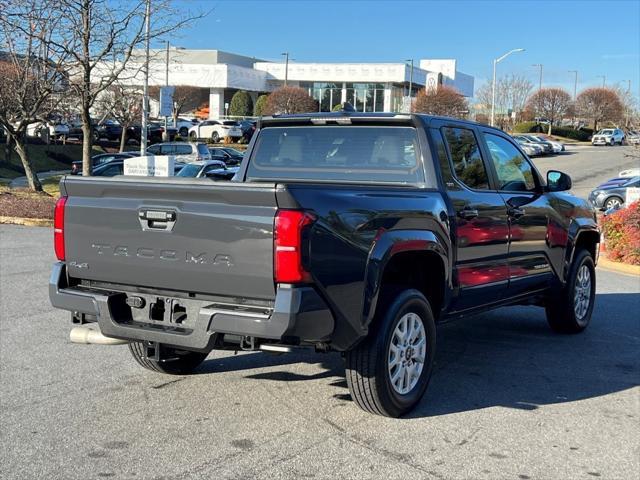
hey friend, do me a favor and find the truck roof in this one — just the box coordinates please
[259,111,503,133]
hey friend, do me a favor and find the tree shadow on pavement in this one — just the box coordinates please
[194,292,639,419]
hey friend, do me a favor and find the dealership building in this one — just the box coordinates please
[118,49,474,119]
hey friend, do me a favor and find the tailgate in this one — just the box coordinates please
[62,176,278,300]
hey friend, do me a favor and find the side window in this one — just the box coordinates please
[483,133,537,192]
[147,145,160,155]
[175,145,193,155]
[159,145,176,155]
[430,128,454,188]
[101,164,122,176]
[442,127,490,190]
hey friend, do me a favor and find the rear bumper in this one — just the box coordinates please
[49,263,335,351]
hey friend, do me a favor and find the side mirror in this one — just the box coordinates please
[546,170,572,192]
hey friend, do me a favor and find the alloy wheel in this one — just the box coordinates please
[388,312,427,395]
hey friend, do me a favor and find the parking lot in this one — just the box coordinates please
[1,146,638,480]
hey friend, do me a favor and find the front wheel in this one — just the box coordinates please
[179,127,188,137]
[604,196,623,210]
[346,289,436,417]
[211,132,219,143]
[545,249,596,334]
[128,341,208,375]
[609,138,615,146]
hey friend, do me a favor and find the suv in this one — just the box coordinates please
[188,120,243,142]
[146,142,211,162]
[50,113,599,418]
[592,128,625,146]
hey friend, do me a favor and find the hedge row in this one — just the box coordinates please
[601,201,640,265]
[513,122,594,141]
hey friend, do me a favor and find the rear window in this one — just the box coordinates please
[223,121,238,126]
[177,164,202,177]
[247,126,423,183]
[197,144,209,155]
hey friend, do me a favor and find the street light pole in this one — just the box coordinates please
[164,40,169,137]
[490,48,525,127]
[406,59,414,111]
[532,64,543,90]
[568,70,578,99]
[140,0,150,156]
[281,52,289,86]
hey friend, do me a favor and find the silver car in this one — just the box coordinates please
[592,128,625,146]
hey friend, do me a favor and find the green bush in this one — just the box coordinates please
[513,121,544,133]
[254,95,269,116]
[550,126,593,141]
[332,104,343,112]
[229,90,253,117]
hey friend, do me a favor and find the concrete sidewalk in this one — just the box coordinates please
[8,169,69,188]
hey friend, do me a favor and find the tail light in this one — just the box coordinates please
[54,196,67,261]
[274,210,315,283]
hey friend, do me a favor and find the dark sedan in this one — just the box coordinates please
[208,147,244,165]
[588,176,640,210]
[71,152,138,175]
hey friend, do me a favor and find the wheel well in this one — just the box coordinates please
[379,251,445,319]
[574,230,600,260]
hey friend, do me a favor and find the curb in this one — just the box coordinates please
[597,257,640,276]
[0,216,53,227]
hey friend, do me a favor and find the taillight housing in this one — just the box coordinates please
[54,196,67,261]
[274,210,315,284]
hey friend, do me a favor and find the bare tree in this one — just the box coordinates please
[0,0,69,191]
[413,85,468,118]
[96,83,142,152]
[526,87,572,134]
[475,75,532,127]
[263,87,317,115]
[612,86,638,128]
[576,88,624,132]
[40,0,201,175]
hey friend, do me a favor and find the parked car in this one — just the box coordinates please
[26,121,70,139]
[619,168,640,178]
[93,120,123,141]
[208,147,244,165]
[514,135,554,154]
[591,128,625,146]
[188,120,242,142]
[51,112,600,418]
[161,117,200,137]
[625,130,640,145]
[527,134,564,153]
[588,176,640,210]
[146,142,211,162]
[238,120,257,141]
[176,159,239,180]
[71,152,138,175]
[513,136,544,156]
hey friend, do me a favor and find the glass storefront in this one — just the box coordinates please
[301,82,386,112]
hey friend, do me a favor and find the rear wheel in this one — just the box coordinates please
[345,289,436,417]
[128,341,208,375]
[211,131,219,143]
[545,249,595,334]
[179,127,188,136]
[189,131,197,140]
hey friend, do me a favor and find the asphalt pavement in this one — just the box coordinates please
[1,146,639,480]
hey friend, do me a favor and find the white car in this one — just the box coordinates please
[592,128,625,146]
[625,130,640,145]
[26,121,70,139]
[146,142,212,162]
[514,136,544,156]
[619,168,640,178]
[527,135,565,153]
[188,120,242,142]
[167,117,199,137]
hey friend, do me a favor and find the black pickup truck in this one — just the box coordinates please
[50,112,599,417]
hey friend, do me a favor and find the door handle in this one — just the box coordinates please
[508,207,525,219]
[138,209,177,231]
[457,208,479,220]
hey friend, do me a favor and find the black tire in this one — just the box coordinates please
[609,138,615,146]
[345,289,436,417]
[211,131,219,143]
[179,127,188,136]
[189,131,197,140]
[604,196,623,210]
[128,341,208,375]
[545,249,596,334]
